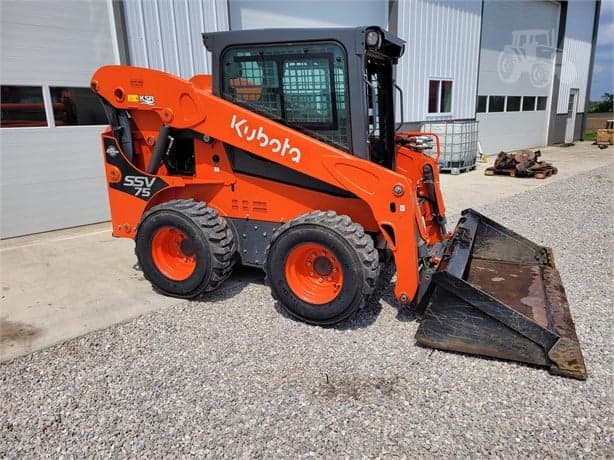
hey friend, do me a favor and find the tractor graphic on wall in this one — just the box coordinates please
[497,29,555,88]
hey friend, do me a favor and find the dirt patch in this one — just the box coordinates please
[0,318,42,346]
[319,374,400,400]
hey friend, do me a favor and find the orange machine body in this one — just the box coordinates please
[92,65,447,303]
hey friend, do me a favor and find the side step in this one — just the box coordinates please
[416,209,587,380]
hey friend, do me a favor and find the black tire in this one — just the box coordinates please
[135,199,235,298]
[264,210,380,326]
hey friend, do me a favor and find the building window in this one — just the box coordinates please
[522,96,536,111]
[476,95,487,113]
[488,96,505,113]
[507,96,521,112]
[536,96,548,111]
[428,79,453,114]
[50,87,107,126]
[1,85,47,128]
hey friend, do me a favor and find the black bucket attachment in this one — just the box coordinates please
[416,209,587,380]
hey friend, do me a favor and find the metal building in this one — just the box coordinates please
[0,0,600,238]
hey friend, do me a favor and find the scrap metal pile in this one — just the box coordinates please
[485,149,558,179]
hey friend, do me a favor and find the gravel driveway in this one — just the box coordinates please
[1,165,612,457]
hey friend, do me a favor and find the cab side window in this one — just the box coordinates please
[222,42,349,150]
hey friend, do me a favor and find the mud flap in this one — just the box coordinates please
[416,209,587,380]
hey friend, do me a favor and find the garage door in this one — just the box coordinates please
[476,1,560,153]
[0,1,117,238]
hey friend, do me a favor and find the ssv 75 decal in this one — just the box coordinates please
[231,115,301,164]
[123,175,156,197]
[103,137,168,201]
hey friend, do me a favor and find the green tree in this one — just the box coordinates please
[589,93,613,113]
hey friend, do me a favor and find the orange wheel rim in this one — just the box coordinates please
[285,243,344,305]
[151,226,197,281]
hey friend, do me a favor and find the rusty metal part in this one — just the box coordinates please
[512,149,538,164]
[485,163,557,179]
[416,209,587,380]
[488,149,557,179]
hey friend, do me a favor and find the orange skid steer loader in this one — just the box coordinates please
[91,27,586,379]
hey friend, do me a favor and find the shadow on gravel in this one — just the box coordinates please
[272,261,419,331]
[136,262,265,303]
[373,263,420,324]
[195,266,265,302]
[138,255,419,330]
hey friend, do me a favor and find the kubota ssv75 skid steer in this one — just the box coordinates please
[91,26,586,379]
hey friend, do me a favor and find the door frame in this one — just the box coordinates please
[565,88,579,143]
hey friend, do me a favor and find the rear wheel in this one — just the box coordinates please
[265,211,379,326]
[135,199,235,298]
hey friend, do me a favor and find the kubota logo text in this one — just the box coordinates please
[231,115,301,164]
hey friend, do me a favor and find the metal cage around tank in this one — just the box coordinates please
[421,120,479,174]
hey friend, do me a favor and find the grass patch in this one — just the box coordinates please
[584,131,596,141]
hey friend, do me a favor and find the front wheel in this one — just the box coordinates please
[265,211,379,326]
[135,199,236,298]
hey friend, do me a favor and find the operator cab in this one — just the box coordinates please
[203,26,405,169]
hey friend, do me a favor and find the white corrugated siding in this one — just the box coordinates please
[122,0,229,78]
[228,0,388,29]
[396,0,482,122]
[557,0,596,114]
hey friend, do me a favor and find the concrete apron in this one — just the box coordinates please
[1,142,612,361]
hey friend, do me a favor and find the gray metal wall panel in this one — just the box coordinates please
[396,0,482,122]
[1,0,116,85]
[1,128,109,238]
[476,111,551,152]
[228,0,387,29]
[549,113,567,145]
[123,0,229,78]
[0,1,117,238]
[557,0,596,114]
[574,112,584,141]
[477,0,559,152]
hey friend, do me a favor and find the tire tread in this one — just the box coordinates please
[264,210,380,309]
[138,199,236,295]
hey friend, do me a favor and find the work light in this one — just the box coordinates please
[365,29,381,48]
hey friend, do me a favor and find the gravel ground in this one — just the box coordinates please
[1,165,613,458]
